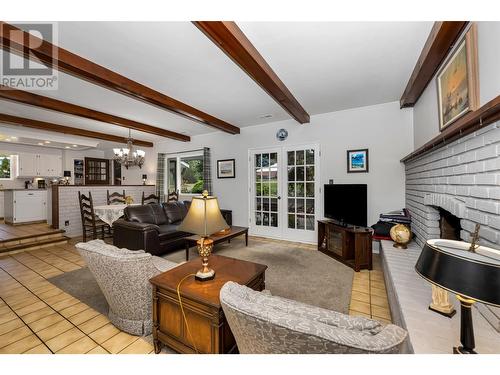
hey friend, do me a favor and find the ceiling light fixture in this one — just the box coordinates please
[44,141,50,143]
[65,146,71,149]
[113,129,145,169]
[72,145,78,147]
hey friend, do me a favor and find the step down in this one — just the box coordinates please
[0,229,66,249]
[0,235,70,255]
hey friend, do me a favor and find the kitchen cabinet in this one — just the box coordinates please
[4,189,47,224]
[18,153,62,178]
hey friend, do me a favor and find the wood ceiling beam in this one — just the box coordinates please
[0,113,154,148]
[0,86,190,142]
[400,21,469,108]
[0,22,239,135]
[193,21,310,124]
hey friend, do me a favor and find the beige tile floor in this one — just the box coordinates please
[348,255,392,324]
[0,234,391,354]
[0,240,154,354]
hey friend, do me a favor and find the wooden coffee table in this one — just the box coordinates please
[150,255,267,354]
[184,225,248,261]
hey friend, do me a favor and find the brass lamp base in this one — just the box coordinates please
[195,237,215,282]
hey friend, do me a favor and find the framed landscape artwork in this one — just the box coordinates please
[436,23,479,131]
[217,159,236,178]
[347,149,369,173]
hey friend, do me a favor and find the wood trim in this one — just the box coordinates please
[51,185,59,229]
[194,21,310,124]
[0,86,190,142]
[0,113,154,147]
[401,96,500,163]
[400,21,469,108]
[0,22,239,135]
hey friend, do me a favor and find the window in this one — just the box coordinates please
[166,153,204,195]
[0,155,12,179]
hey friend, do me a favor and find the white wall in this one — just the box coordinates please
[155,101,413,229]
[413,22,500,149]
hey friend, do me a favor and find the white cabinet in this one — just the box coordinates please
[18,153,38,177]
[4,190,47,224]
[18,153,62,177]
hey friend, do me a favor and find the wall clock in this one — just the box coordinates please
[276,128,288,141]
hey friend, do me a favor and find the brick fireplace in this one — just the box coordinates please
[405,120,500,249]
[404,119,500,333]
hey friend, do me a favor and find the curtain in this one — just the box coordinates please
[203,147,213,195]
[156,153,166,203]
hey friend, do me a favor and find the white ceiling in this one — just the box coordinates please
[0,21,433,148]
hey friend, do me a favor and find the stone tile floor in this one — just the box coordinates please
[0,236,390,354]
[348,255,392,324]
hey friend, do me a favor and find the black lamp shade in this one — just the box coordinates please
[415,239,500,307]
[142,174,147,180]
[63,171,71,177]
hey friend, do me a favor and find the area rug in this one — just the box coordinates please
[48,237,354,315]
[165,237,354,313]
[48,267,109,315]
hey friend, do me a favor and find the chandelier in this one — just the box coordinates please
[113,129,145,169]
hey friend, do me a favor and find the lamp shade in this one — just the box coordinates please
[63,171,71,177]
[178,195,229,237]
[415,239,500,306]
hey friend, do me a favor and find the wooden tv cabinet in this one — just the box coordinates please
[317,220,372,271]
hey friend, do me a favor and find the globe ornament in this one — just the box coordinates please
[390,224,411,249]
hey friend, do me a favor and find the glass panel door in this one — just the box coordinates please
[283,145,319,242]
[249,148,282,238]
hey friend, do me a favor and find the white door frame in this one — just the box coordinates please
[248,143,321,244]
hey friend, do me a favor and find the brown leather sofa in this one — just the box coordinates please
[112,201,192,256]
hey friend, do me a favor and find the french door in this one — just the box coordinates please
[249,144,320,243]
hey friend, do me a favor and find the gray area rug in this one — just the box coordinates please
[48,267,109,315]
[167,237,354,313]
[48,237,354,315]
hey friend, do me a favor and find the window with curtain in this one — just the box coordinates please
[166,153,204,195]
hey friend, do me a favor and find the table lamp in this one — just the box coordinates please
[415,230,500,354]
[63,170,71,185]
[178,190,229,281]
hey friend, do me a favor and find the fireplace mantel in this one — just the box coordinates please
[401,96,500,163]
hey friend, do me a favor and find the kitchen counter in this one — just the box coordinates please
[1,188,48,191]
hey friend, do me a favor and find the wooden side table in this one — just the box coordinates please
[149,255,267,354]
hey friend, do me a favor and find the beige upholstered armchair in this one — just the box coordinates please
[75,240,177,336]
[220,281,407,354]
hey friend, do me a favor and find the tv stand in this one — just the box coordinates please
[318,220,372,271]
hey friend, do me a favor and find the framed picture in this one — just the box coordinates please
[436,23,479,131]
[217,159,236,179]
[347,149,369,173]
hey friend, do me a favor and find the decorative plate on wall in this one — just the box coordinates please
[276,128,288,141]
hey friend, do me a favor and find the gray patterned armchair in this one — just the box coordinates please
[220,282,407,354]
[75,240,178,336]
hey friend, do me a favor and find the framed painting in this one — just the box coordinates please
[347,149,369,173]
[436,23,479,131]
[217,159,236,178]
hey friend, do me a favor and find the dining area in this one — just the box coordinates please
[77,189,171,241]
[48,184,160,238]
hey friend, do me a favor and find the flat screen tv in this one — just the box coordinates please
[324,184,367,227]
